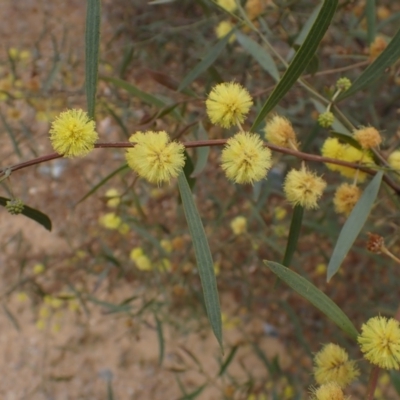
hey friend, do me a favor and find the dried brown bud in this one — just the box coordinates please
[367,232,384,253]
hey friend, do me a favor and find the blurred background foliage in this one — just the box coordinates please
[1,0,400,398]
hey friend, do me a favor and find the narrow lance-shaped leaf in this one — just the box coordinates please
[251,0,338,132]
[327,171,383,281]
[178,32,233,92]
[85,0,101,119]
[337,26,400,101]
[264,261,359,341]
[282,205,304,267]
[177,172,223,350]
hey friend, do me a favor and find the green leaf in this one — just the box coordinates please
[282,205,304,267]
[85,0,101,119]
[75,164,129,206]
[327,171,383,281]
[251,0,338,131]
[218,345,239,376]
[235,31,280,82]
[0,197,52,231]
[0,110,22,158]
[177,172,223,349]
[178,32,233,92]
[191,122,210,177]
[365,0,376,45]
[155,315,165,366]
[102,76,166,108]
[337,26,400,101]
[390,370,400,395]
[264,261,359,341]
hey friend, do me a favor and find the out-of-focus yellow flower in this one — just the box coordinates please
[99,212,122,230]
[313,343,359,387]
[230,216,247,235]
[315,263,327,275]
[44,296,63,309]
[16,292,29,302]
[213,262,220,276]
[274,206,287,221]
[33,263,45,275]
[68,299,80,312]
[52,322,62,333]
[216,0,237,12]
[126,131,185,184]
[264,115,298,149]
[283,167,326,209]
[161,239,173,253]
[39,305,51,319]
[354,126,382,149]
[221,132,272,184]
[105,188,120,208]
[283,385,295,399]
[246,0,265,20]
[358,316,400,370]
[158,258,172,272]
[369,36,387,61]
[118,223,130,235]
[135,255,152,271]
[206,82,253,128]
[130,247,144,261]
[221,312,241,329]
[388,151,400,171]
[36,319,46,330]
[215,21,235,42]
[49,109,98,157]
[333,183,362,216]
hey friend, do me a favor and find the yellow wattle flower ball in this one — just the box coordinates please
[216,0,237,12]
[264,115,298,149]
[310,382,346,400]
[321,138,345,172]
[206,82,253,128]
[388,150,400,171]
[215,21,235,42]
[353,126,382,149]
[126,131,185,184]
[99,212,122,230]
[283,167,326,209]
[333,183,362,216]
[313,343,359,388]
[230,216,247,235]
[221,132,272,184]
[49,109,98,157]
[358,316,400,370]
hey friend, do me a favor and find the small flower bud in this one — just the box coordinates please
[336,77,351,91]
[6,198,24,215]
[317,111,334,128]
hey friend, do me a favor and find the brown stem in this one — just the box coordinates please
[1,140,400,195]
[366,366,380,400]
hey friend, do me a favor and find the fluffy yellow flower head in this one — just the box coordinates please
[283,167,326,209]
[230,216,247,235]
[353,126,382,149]
[49,109,98,157]
[126,131,185,184]
[99,212,122,230]
[216,0,237,12]
[321,137,374,182]
[358,316,400,370]
[333,183,362,216]
[388,150,400,171]
[215,21,235,42]
[313,343,359,388]
[221,132,272,184]
[264,115,298,149]
[206,82,253,128]
[310,382,346,400]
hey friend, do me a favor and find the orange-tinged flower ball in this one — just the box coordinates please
[333,183,362,216]
[221,132,272,184]
[126,131,185,184]
[369,36,387,61]
[283,167,326,209]
[358,316,400,370]
[206,82,253,128]
[353,126,382,149]
[264,115,298,149]
[49,109,98,157]
[313,343,359,388]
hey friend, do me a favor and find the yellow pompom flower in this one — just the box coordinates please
[353,126,382,149]
[221,132,272,184]
[126,131,185,184]
[49,109,98,157]
[105,188,120,208]
[388,151,400,171]
[321,138,345,172]
[333,183,362,216]
[313,343,359,388]
[215,21,235,42]
[264,115,298,149]
[216,0,237,12]
[206,82,253,128]
[358,316,400,370]
[310,382,346,400]
[283,167,326,209]
[135,255,152,271]
[230,216,247,235]
[99,212,122,230]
